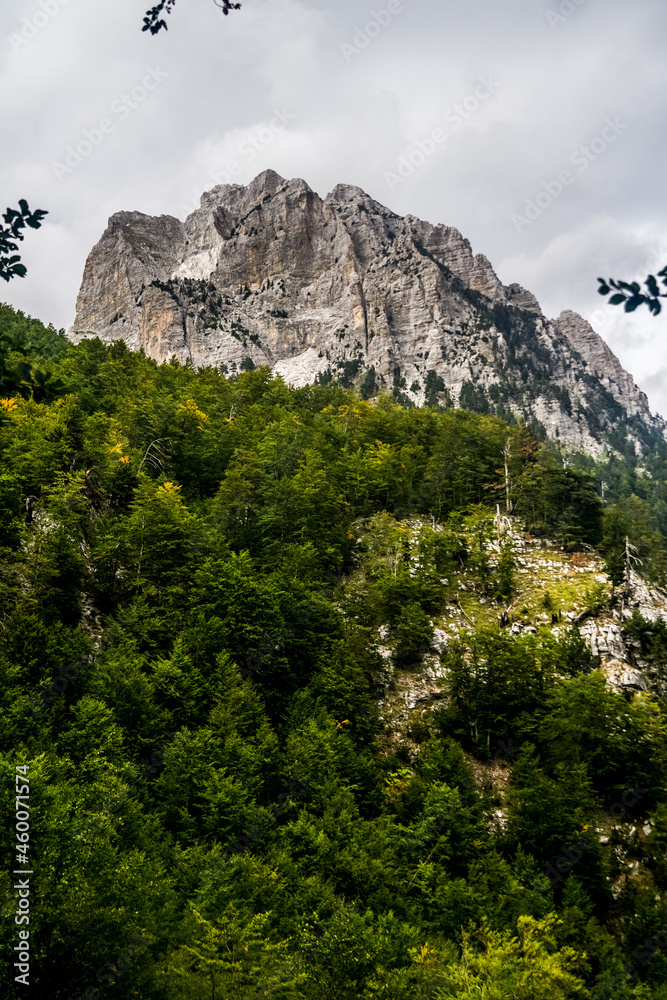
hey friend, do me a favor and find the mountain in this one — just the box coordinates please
[70,169,664,456]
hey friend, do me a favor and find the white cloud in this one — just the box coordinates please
[498,219,667,416]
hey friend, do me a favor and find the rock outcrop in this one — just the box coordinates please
[70,169,666,455]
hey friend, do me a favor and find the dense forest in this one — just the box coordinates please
[1,301,667,999]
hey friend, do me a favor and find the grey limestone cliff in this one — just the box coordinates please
[70,169,665,456]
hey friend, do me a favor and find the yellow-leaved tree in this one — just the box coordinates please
[436,915,589,1000]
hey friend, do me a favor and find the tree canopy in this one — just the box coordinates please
[1,305,667,999]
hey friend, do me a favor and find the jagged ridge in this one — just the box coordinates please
[70,169,666,457]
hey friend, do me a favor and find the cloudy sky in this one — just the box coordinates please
[2,0,666,411]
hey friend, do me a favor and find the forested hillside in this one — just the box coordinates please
[1,302,667,999]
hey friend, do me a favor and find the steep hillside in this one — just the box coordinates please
[2,322,667,999]
[358,513,667,745]
[70,169,666,457]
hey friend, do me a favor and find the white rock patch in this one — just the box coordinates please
[272,347,330,388]
[172,248,218,281]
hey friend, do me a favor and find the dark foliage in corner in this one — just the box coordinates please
[143,0,241,35]
[0,200,47,282]
[598,267,667,316]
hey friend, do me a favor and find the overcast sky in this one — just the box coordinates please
[2,0,666,412]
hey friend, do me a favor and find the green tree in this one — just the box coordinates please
[393,601,434,665]
[128,477,201,591]
[494,537,515,601]
[513,465,602,551]
[441,630,559,754]
[360,366,378,400]
[536,672,667,808]
[435,915,589,1000]
[161,905,291,999]
[0,472,22,549]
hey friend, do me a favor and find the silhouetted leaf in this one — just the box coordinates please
[646,275,660,297]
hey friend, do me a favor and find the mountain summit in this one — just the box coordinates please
[70,169,663,456]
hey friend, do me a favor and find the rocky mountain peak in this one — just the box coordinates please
[327,181,372,204]
[70,171,665,457]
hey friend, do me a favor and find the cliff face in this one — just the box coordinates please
[70,169,664,455]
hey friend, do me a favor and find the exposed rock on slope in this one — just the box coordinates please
[371,521,667,744]
[70,169,665,455]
